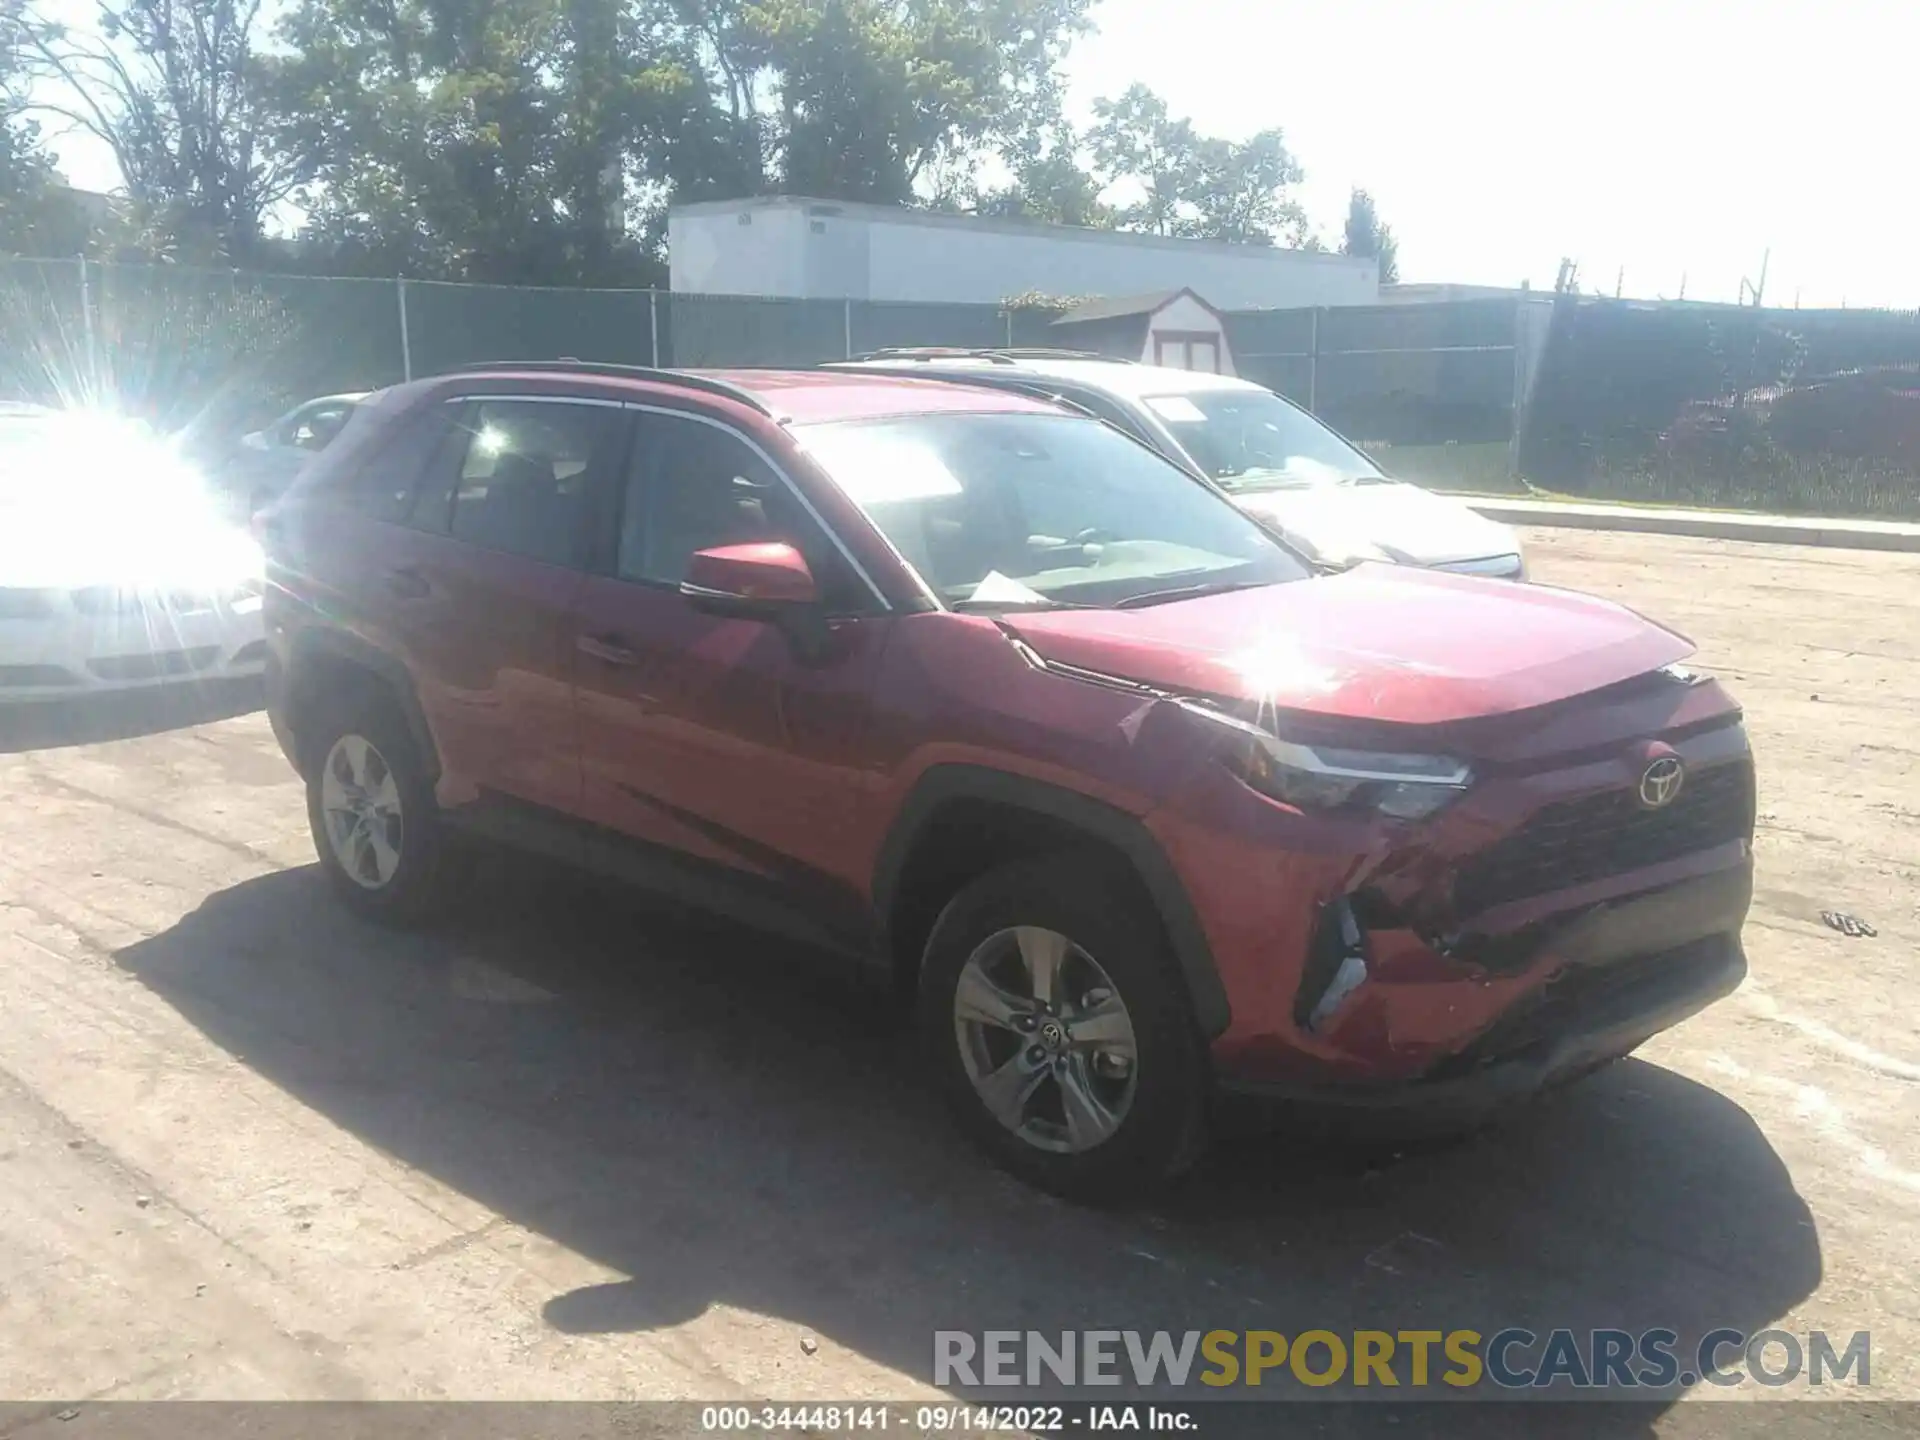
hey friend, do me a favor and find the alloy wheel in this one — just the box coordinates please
[952,925,1140,1155]
[319,733,405,889]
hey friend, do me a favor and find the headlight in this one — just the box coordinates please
[1435,553,1526,580]
[1187,704,1472,820]
[1308,535,1392,569]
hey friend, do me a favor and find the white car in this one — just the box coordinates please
[0,404,268,701]
[224,391,369,515]
[829,351,1525,578]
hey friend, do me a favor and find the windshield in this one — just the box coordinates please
[796,411,1310,610]
[1142,388,1382,490]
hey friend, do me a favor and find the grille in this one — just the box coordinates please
[1453,760,1754,916]
[1431,934,1738,1076]
[0,664,79,688]
[0,588,62,619]
[71,586,130,615]
[70,587,215,615]
[85,646,222,682]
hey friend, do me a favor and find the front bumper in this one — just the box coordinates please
[0,592,267,701]
[1214,867,1750,1127]
[1218,935,1744,1130]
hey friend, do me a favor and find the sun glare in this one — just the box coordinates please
[0,405,261,593]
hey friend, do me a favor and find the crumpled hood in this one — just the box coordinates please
[1232,480,1519,568]
[1002,565,1694,726]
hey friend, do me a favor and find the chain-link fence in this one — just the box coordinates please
[1516,296,1920,516]
[0,258,1061,430]
[1226,297,1552,493]
[7,256,1918,517]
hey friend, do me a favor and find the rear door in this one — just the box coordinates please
[395,395,629,816]
[567,406,893,944]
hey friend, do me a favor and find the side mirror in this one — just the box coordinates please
[680,542,820,619]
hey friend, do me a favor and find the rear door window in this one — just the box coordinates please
[298,400,446,522]
[437,399,624,568]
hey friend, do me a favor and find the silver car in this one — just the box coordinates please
[828,352,1525,579]
[227,392,368,514]
[0,405,267,702]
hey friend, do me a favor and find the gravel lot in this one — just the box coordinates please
[1,528,1915,1435]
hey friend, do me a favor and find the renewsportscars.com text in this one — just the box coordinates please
[933,1328,1871,1391]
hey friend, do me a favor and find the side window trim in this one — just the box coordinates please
[405,402,472,534]
[441,393,629,410]
[617,401,891,613]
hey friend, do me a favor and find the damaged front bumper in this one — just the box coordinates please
[1215,864,1751,1127]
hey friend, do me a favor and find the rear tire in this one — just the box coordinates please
[304,692,452,924]
[918,854,1210,1203]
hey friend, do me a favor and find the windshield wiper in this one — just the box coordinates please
[951,596,1088,612]
[1113,579,1270,609]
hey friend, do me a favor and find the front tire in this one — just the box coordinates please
[304,694,451,923]
[918,855,1210,1203]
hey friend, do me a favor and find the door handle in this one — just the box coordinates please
[576,633,640,666]
[384,566,430,600]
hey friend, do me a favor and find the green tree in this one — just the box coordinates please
[0,118,90,256]
[0,0,90,254]
[1340,186,1399,283]
[19,0,298,263]
[262,0,1088,278]
[1086,83,1195,236]
[749,0,1090,203]
[975,120,1108,226]
[1087,85,1306,246]
[1182,129,1303,245]
[265,0,701,281]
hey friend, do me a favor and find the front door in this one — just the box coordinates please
[568,408,892,946]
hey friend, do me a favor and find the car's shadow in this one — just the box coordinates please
[0,677,262,754]
[113,859,1822,1437]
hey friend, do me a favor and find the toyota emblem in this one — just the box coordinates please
[1638,756,1686,809]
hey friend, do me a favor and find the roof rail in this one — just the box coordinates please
[845,347,1133,366]
[447,359,774,416]
[995,348,1135,363]
[849,347,1020,364]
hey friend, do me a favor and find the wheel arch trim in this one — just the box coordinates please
[283,627,442,784]
[872,763,1231,1037]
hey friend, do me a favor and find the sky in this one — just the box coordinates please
[41,0,1919,309]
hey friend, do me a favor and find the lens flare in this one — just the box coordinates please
[0,405,263,593]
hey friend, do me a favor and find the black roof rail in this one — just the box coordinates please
[995,348,1135,363]
[847,347,1020,365]
[843,346,1133,366]
[446,359,774,416]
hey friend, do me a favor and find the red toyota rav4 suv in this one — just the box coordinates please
[261,362,1755,1199]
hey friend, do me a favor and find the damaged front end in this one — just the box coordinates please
[1152,681,1755,1114]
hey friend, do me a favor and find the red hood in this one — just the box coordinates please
[1002,565,1694,726]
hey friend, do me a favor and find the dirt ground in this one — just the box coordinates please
[1,528,1916,1435]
